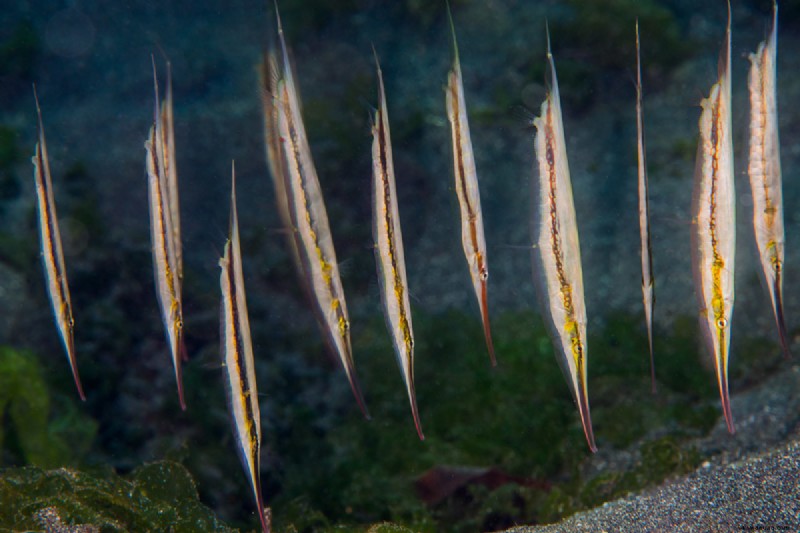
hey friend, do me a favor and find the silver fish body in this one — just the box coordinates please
[445,8,496,367]
[272,6,368,418]
[693,4,736,434]
[636,21,656,392]
[220,163,270,533]
[160,62,181,292]
[32,88,85,401]
[748,2,790,359]
[146,61,186,410]
[372,53,424,441]
[530,32,596,453]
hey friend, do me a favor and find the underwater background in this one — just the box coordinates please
[1,0,799,531]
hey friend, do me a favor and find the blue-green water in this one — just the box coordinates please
[1,1,798,531]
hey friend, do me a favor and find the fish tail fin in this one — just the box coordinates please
[445,0,460,66]
[480,279,497,367]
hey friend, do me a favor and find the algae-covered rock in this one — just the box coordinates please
[0,461,237,532]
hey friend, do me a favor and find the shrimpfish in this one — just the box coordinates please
[530,29,596,453]
[635,21,656,392]
[272,4,368,418]
[220,163,270,533]
[32,86,85,401]
[145,59,186,410]
[693,3,736,434]
[748,1,790,359]
[445,5,496,366]
[372,50,424,441]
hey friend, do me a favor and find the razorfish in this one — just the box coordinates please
[371,50,424,441]
[220,163,270,533]
[748,1,791,359]
[272,4,369,418]
[145,60,186,410]
[635,21,656,393]
[259,51,306,293]
[32,87,85,401]
[530,29,596,453]
[693,4,736,434]
[160,61,183,304]
[445,5,496,366]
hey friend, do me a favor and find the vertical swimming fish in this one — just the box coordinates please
[748,2,790,359]
[636,21,656,393]
[371,50,424,441]
[32,87,85,401]
[160,61,183,297]
[530,29,596,453]
[445,5,496,367]
[145,61,186,410]
[693,4,735,434]
[259,51,304,282]
[273,4,369,418]
[220,163,270,533]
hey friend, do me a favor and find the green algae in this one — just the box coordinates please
[263,309,725,531]
[0,347,96,468]
[0,461,236,532]
[539,436,701,523]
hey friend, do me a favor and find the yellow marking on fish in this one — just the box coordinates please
[274,10,368,419]
[531,28,595,451]
[376,106,414,356]
[371,51,421,438]
[32,87,84,401]
[747,2,789,359]
[220,162,268,532]
[694,2,735,433]
[281,87,339,308]
[543,102,583,370]
[445,7,494,364]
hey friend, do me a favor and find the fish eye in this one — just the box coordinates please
[479,268,488,281]
[774,260,782,273]
[177,319,183,330]
[716,317,727,329]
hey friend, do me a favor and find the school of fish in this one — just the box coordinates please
[25,2,790,530]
